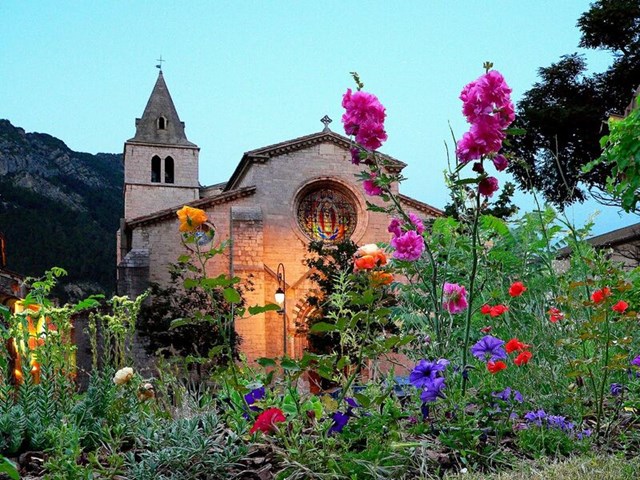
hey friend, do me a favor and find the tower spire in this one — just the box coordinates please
[127,71,196,147]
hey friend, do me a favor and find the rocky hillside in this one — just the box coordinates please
[0,119,123,300]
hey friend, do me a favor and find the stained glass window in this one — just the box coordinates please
[296,187,357,243]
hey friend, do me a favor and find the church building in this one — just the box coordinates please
[116,71,442,360]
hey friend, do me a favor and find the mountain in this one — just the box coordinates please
[0,119,123,301]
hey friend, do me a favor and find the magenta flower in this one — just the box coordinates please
[342,88,387,150]
[460,70,514,125]
[492,154,508,171]
[456,69,514,165]
[362,172,383,196]
[408,213,425,234]
[479,176,499,197]
[442,282,468,314]
[388,218,402,237]
[391,230,424,261]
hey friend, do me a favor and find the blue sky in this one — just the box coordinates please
[1,1,635,235]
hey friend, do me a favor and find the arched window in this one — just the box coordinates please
[157,116,167,130]
[164,156,175,184]
[151,155,161,183]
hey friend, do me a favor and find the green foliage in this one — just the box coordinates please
[506,0,640,206]
[585,99,640,212]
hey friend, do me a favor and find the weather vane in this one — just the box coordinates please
[156,55,165,71]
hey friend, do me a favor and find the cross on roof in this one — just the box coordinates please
[156,55,165,71]
[321,115,332,132]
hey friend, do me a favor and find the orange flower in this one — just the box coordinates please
[505,337,529,354]
[371,271,394,287]
[591,287,611,304]
[612,300,629,313]
[177,206,208,232]
[354,244,387,271]
[487,360,507,374]
[514,350,533,366]
[509,281,527,297]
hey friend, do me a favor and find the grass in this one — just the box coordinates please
[444,455,640,480]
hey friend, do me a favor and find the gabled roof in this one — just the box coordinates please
[127,186,256,229]
[127,71,197,147]
[224,130,406,191]
[398,194,444,217]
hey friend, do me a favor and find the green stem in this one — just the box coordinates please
[461,192,482,395]
[596,310,612,437]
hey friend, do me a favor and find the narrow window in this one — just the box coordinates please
[157,116,166,130]
[164,156,175,184]
[151,155,161,183]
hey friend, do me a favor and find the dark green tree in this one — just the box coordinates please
[506,0,640,207]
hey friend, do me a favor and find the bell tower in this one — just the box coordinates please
[122,70,200,220]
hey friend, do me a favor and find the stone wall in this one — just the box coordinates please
[124,140,438,361]
[123,143,200,220]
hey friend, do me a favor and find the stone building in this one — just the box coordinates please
[117,71,442,360]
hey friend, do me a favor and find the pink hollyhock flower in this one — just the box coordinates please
[409,213,425,234]
[456,116,506,162]
[350,147,362,165]
[391,230,424,261]
[363,173,383,196]
[460,70,514,125]
[342,88,387,151]
[250,408,286,434]
[492,154,508,171]
[478,176,499,197]
[442,282,468,314]
[388,218,402,237]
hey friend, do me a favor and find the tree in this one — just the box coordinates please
[506,0,640,207]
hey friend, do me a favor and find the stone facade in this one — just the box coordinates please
[117,72,443,361]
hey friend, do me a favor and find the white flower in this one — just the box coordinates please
[113,367,134,385]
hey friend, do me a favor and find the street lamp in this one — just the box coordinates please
[275,263,287,357]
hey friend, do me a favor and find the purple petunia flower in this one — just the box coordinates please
[610,383,624,397]
[244,386,266,408]
[577,428,592,440]
[470,335,507,362]
[420,377,446,403]
[547,415,575,433]
[632,355,640,367]
[524,409,547,427]
[328,411,350,434]
[409,359,450,388]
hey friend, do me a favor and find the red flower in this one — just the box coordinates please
[481,304,492,315]
[490,305,509,317]
[505,338,529,354]
[548,307,564,323]
[480,326,492,333]
[591,287,611,304]
[509,281,527,297]
[612,300,629,313]
[250,408,286,434]
[487,360,507,374]
[514,351,533,366]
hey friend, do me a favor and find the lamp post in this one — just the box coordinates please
[275,263,287,357]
